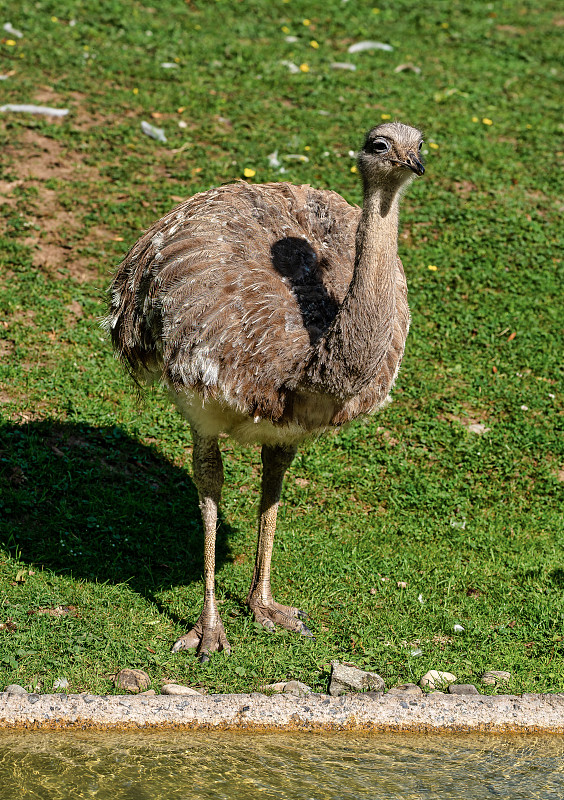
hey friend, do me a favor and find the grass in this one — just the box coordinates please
[0,0,562,697]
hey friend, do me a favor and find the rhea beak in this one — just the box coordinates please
[403,151,425,176]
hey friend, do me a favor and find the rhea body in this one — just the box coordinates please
[106,122,425,659]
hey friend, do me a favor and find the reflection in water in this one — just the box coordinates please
[0,731,563,799]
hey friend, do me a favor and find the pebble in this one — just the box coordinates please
[387,683,423,697]
[420,671,457,690]
[448,684,479,695]
[262,682,288,693]
[282,680,312,697]
[4,684,27,696]
[161,683,202,696]
[114,669,151,693]
[467,423,490,435]
[261,681,313,697]
[329,662,385,697]
[481,670,511,686]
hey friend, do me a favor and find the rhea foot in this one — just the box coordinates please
[172,615,231,663]
[247,592,313,638]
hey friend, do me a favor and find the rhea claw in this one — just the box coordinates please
[248,595,314,638]
[172,617,231,664]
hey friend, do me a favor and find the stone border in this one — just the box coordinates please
[1,691,564,732]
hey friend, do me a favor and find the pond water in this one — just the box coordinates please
[0,730,562,799]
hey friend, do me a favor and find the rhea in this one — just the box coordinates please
[105,122,425,661]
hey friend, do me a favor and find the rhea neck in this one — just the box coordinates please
[304,167,410,399]
[352,169,407,291]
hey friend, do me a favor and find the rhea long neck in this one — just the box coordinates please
[303,174,406,398]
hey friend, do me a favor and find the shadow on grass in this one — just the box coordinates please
[0,419,236,623]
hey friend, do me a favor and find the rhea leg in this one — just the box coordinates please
[247,444,312,637]
[172,429,230,662]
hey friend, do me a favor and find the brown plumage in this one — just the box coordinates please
[105,121,425,660]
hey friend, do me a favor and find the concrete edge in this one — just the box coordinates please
[1,691,564,733]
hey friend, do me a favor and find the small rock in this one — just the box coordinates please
[161,683,201,696]
[4,684,27,696]
[114,669,151,693]
[467,423,490,435]
[261,680,312,696]
[140,689,157,696]
[329,661,385,697]
[481,670,511,686]
[283,680,312,697]
[420,670,457,690]
[261,682,288,693]
[448,683,479,695]
[387,683,423,697]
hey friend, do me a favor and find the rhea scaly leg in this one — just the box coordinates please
[247,444,313,637]
[172,429,230,662]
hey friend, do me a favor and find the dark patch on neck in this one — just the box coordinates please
[271,237,339,344]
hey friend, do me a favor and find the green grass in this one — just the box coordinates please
[0,0,562,697]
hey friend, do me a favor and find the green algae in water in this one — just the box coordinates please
[0,731,563,799]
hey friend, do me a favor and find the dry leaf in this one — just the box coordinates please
[28,605,77,617]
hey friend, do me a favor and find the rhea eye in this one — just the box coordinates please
[418,141,424,151]
[370,138,390,154]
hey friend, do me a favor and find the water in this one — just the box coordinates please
[0,730,563,799]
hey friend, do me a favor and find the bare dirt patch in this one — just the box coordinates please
[438,403,493,434]
[2,129,115,282]
[6,128,94,183]
[452,180,478,198]
[0,340,16,360]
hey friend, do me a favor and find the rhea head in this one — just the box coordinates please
[357,122,425,193]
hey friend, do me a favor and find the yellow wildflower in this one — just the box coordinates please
[177,107,185,113]
[299,63,310,72]
[441,22,449,28]
[304,146,311,151]
[5,39,16,46]
[429,142,439,150]
[51,16,58,22]
[350,165,358,174]
[428,265,438,271]
[243,168,256,178]
[482,118,493,125]
[310,40,319,48]
[472,116,479,122]
[281,26,290,34]
[372,8,380,13]
[303,19,311,26]
[381,113,391,120]
[133,88,139,95]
